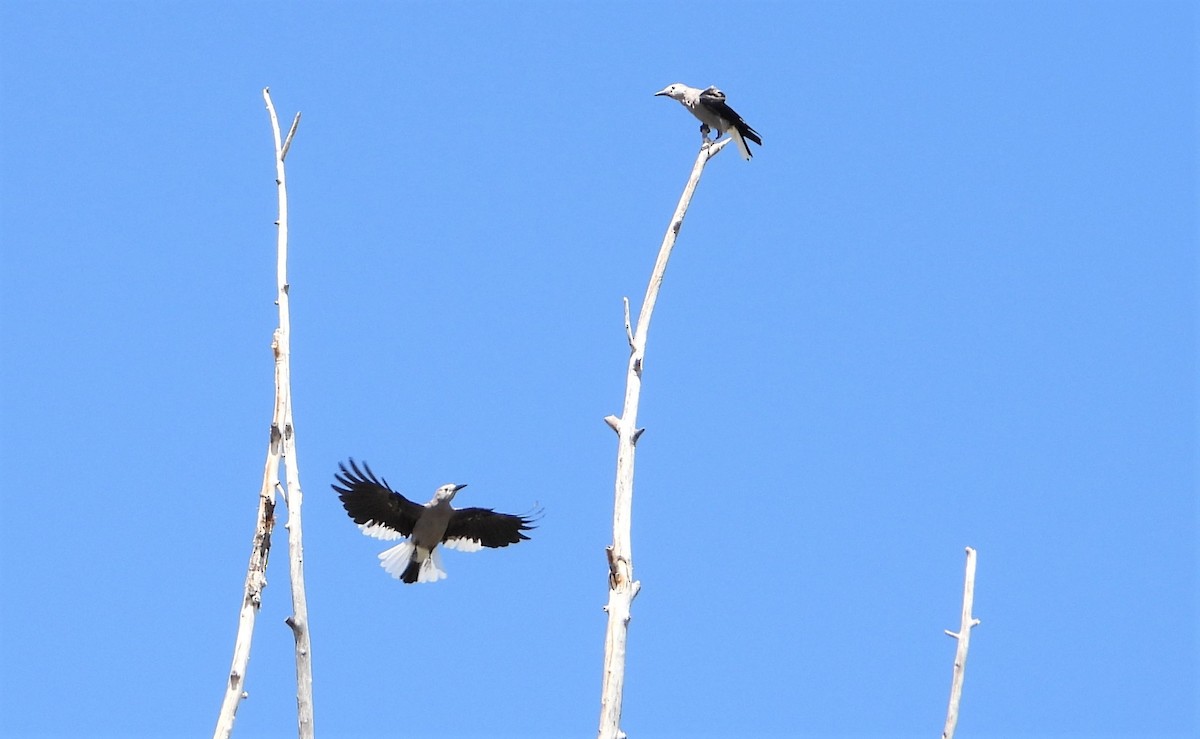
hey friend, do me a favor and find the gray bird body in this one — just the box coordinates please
[410,496,453,551]
[402,485,461,582]
[655,83,762,160]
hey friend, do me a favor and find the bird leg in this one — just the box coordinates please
[699,122,712,146]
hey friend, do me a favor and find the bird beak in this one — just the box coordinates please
[453,484,467,492]
[654,87,671,97]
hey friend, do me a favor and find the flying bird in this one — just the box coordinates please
[654,83,762,160]
[333,459,536,584]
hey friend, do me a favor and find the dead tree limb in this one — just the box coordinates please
[262,87,315,739]
[942,546,981,739]
[597,137,732,739]
[214,88,313,739]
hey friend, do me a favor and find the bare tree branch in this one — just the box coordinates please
[262,87,315,739]
[597,137,731,739]
[213,88,313,739]
[281,111,301,162]
[213,429,278,738]
[942,546,981,739]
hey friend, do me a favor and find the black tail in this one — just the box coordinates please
[737,120,762,147]
[401,560,421,584]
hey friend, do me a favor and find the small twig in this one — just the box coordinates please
[281,112,301,162]
[622,297,634,349]
[605,546,620,588]
[942,547,980,739]
[702,136,732,161]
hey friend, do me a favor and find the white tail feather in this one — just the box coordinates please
[729,129,751,160]
[378,541,416,579]
[417,548,447,582]
[377,541,448,583]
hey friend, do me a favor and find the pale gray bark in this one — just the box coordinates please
[942,546,981,739]
[597,137,732,739]
[214,88,313,739]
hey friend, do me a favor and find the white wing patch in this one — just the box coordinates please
[443,537,484,553]
[359,520,406,541]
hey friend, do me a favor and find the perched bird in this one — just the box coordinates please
[333,459,536,584]
[654,83,762,160]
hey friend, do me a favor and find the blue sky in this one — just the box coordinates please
[1,2,1196,738]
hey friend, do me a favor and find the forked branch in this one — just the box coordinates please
[213,88,313,739]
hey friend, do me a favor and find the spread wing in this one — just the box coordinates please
[443,507,537,551]
[332,459,424,540]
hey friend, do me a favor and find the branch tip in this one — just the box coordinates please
[622,297,634,347]
[281,112,301,160]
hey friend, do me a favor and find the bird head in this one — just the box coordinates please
[654,83,687,100]
[434,483,467,503]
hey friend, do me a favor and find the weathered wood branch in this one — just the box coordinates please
[597,136,731,739]
[213,88,313,739]
[262,87,315,739]
[941,546,981,739]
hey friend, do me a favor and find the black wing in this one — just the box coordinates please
[332,459,424,538]
[443,507,537,548]
[699,86,762,145]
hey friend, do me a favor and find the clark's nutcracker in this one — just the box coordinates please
[333,459,536,584]
[655,83,762,160]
